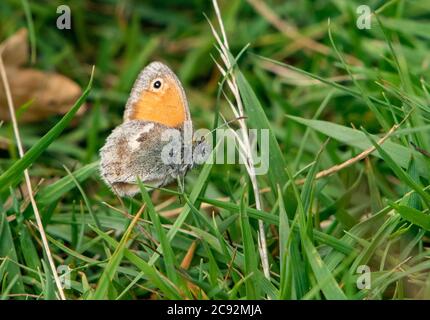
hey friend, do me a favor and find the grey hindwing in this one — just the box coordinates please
[99,120,182,187]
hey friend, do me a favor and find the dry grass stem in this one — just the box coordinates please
[0,48,66,300]
[211,0,270,280]
[296,124,400,184]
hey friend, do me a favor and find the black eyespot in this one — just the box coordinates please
[153,80,162,89]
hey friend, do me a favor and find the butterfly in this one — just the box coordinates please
[99,62,209,197]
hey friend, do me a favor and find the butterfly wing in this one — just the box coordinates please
[100,120,182,196]
[123,61,191,128]
[100,61,197,197]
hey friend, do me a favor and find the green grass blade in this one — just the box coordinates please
[364,130,430,207]
[148,151,214,265]
[0,210,25,294]
[36,161,99,207]
[390,203,430,231]
[138,181,179,285]
[288,115,428,179]
[239,187,260,299]
[92,207,143,299]
[91,226,182,299]
[235,66,289,198]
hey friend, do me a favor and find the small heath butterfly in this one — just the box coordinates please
[99,62,209,197]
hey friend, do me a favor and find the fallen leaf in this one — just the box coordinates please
[0,28,85,123]
[1,28,28,68]
[0,67,85,122]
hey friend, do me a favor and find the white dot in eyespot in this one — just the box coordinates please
[152,78,163,90]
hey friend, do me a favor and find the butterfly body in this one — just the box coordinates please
[99,62,208,197]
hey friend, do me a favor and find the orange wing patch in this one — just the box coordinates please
[129,77,186,128]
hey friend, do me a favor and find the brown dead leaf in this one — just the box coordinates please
[0,29,85,123]
[1,28,28,68]
[180,241,197,270]
[179,241,209,299]
[0,67,85,122]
